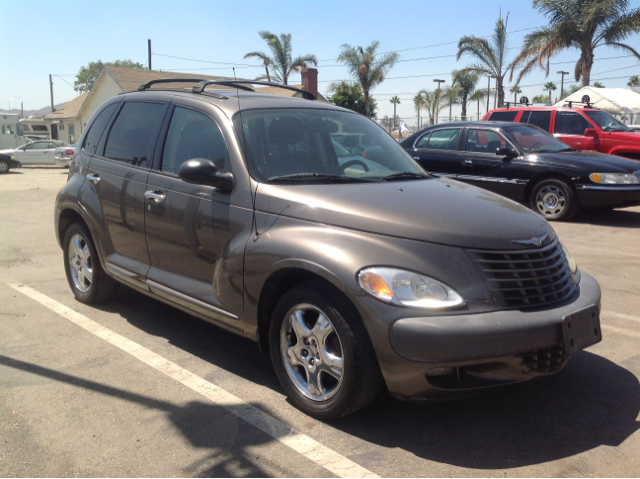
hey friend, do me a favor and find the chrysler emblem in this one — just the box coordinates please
[512,234,548,247]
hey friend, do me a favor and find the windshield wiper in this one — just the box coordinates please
[267,173,371,183]
[381,172,430,181]
[558,147,577,152]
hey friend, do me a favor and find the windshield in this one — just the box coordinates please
[235,108,426,182]
[504,124,573,153]
[583,110,632,132]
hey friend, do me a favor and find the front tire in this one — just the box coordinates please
[63,223,119,303]
[530,179,578,221]
[0,160,9,174]
[269,282,382,419]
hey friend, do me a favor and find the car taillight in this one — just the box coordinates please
[65,149,74,155]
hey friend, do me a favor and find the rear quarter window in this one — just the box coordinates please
[488,111,518,122]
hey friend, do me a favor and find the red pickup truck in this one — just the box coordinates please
[483,106,640,160]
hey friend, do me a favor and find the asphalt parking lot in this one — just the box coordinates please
[1,166,639,477]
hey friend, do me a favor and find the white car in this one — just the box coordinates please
[0,140,69,166]
[54,143,77,168]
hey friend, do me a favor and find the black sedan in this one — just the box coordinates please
[399,121,640,220]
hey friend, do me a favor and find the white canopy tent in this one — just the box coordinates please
[554,87,640,125]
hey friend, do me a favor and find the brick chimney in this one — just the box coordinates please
[300,68,318,99]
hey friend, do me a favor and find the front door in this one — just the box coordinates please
[553,111,598,151]
[18,141,52,164]
[144,102,247,324]
[410,127,462,177]
[83,100,168,284]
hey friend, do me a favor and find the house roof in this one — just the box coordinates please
[104,66,244,92]
[253,84,328,102]
[44,92,89,121]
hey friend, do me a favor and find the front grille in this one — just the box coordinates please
[467,236,577,308]
[518,346,566,374]
[635,170,640,182]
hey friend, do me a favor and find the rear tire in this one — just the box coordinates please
[530,179,578,221]
[269,281,382,419]
[63,223,119,303]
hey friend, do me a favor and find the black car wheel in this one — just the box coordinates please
[530,179,578,221]
[63,223,119,303]
[0,160,9,174]
[269,281,382,419]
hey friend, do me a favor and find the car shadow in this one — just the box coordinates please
[572,208,640,228]
[4,170,24,175]
[93,286,640,470]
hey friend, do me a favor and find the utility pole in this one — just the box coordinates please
[265,65,271,82]
[148,39,152,70]
[557,70,569,100]
[21,102,23,118]
[49,75,55,113]
[433,79,444,124]
[486,75,491,113]
[493,76,498,109]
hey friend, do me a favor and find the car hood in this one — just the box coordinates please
[0,149,17,155]
[608,131,640,142]
[255,177,554,250]
[536,151,640,172]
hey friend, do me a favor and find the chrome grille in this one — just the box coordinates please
[467,237,577,308]
[518,346,566,374]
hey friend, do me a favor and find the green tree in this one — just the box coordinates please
[327,81,377,117]
[628,75,640,86]
[390,96,401,129]
[452,69,481,120]
[74,59,145,93]
[570,84,582,94]
[337,41,399,118]
[442,86,461,121]
[544,81,558,102]
[592,81,606,87]
[510,84,522,103]
[533,93,552,104]
[418,88,444,125]
[413,93,425,129]
[457,14,516,108]
[511,0,640,87]
[470,89,488,120]
[245,31,317,85]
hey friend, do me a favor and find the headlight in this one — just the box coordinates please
[562,245,580,284]
[357,267,465,309]
[10,155,17,161]
[589,173,639,184]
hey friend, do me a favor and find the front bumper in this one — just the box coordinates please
[576,184,640,208]
[375,272,601,400]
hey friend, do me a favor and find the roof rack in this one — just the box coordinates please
[563,95,596,109]
[191,80,316,100]
[137,78,316,101]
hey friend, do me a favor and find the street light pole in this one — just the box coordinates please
[557,70,569,100]
[433,79,444,124]
[493,76,498,109]
[486,75,491,113]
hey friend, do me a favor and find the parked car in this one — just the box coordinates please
[55,80,602,419]
[483,105,640,160]
[0,152,21,173]
[400,121,640,220]
[54,143,77,168]
[0,140,69,167]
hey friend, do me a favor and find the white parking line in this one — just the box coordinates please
[601,325,640,340]
[601,311,640,324]
[5,281,379,479]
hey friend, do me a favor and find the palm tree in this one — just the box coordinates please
[628,75,640,87]
[413,93,425,129]
[442,86,461,122]
[470,89,488,121]
[452,70,481,120]
[337,41,400,118]
[390,96,401,130]
[510,0,640,88]
[418,89,444,125]
[244,31,317,85]
[510,85,522,103]
[544,81,557,102]
[592,81,606,87]
[457,14,516,108]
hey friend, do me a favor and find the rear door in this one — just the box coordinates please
[410,127,462,177]
[82,97,169,286]
[144,98,250,325]
[553,111,597,151]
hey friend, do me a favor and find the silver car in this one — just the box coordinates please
[0,140,69,166]
[54,143,77,168]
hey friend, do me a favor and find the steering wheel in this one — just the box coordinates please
[339,159,369,172]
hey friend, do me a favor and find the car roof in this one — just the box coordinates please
[489,106,599,112]
[419,121,519,129]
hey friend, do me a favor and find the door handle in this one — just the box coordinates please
[462,160,473,166]
[86,173,100,184]
[413,156,420,160]
[145,190,166,203]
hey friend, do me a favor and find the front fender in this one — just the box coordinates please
[608,145,640,158]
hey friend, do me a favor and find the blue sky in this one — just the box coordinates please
[1,0,639,121]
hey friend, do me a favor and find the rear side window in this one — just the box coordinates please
[488,111,518,122]
[82,103,117,155]
[415,133,431,148]
[104,102,165,167]
[161,107,229,175]
[465,129,507,153]
[555,112,592,135]
[426,129,460,151]
[527,111,552,132]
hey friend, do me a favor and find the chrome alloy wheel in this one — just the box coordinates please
[536,185,566,217]
[280,304,344,401]
[68,233,93,292]
[0,162,8,173]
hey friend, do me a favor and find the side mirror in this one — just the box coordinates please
[496,147,517,159]
[584,128,597,138]
[177,158,235,190]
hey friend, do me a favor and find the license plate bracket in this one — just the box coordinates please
[562,305,601,355]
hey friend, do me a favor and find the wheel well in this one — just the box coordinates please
[257,268,350,354]
[58,209,87,245]
[616,152,640,161]
[524,172,577,204]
